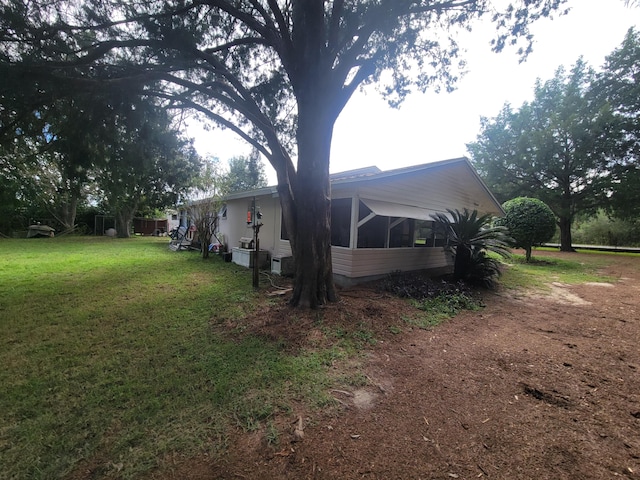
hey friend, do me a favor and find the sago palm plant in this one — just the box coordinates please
[431,209,512,285]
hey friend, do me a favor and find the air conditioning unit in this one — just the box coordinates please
[271,256,294,276]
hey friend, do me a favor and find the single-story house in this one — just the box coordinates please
[217,157,503,285]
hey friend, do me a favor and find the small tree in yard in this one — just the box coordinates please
[188,158,230,259]
[497,197,556,262]
[189,200,220,259]
[431,209,511,285]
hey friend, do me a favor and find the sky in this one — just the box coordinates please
[189,0,639,184]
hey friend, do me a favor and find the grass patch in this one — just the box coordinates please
[0,236,333,479]
[408,292,482,329]
[500,252,615,290]
[380,272,483,329]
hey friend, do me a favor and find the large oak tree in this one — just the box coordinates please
[596,28,640,220]
[0,0,567,307]
[467,59,620,251]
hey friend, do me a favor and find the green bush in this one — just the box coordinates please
[497,197,556,262]
[572,212,640,247]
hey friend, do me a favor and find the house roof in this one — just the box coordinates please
[330,157,470,185]
[221,157,503,217]
[329,166,381,181]
[357,158,502,216]
[224,185,279,201]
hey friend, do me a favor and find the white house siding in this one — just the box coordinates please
[218,193,280,252]
[258,195,282,252]
[333,162,502,218]
[331,246,452,278]
[275,239,292,258]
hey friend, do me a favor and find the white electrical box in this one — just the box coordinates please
[271,256,294,276]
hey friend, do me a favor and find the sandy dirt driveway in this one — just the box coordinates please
[160,251,640,480]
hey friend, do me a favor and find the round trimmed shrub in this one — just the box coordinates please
[497,197,556,262]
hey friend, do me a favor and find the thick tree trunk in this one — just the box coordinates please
[115,209,134,238]
[280,1,348,308]
[58,195,78,231]
[43,190,79,231]
[453,244,471,279]
[287,98,338,308]
[289,178,337,308]
[558,216,574,252]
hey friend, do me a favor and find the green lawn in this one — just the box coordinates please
[0,237,335,479]
[1,238,625,479]
[500,250,619,290]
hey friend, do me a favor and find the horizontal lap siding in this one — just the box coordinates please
[331,247,451,278]
[351,164,500,216]
[275,240,292,258]
[331,247,354,276]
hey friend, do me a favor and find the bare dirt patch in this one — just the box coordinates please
[153,251,640,480]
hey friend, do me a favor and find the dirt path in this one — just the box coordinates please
[161,252,640,480]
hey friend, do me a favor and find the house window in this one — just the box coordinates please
[389,218,415,248]
[331,198,351,247]
[414,220,445,247]
[281,198,353,245]
[357,201,386,248]
[280,213,289,240]
[220,204,227,219]
[171,214,178,221]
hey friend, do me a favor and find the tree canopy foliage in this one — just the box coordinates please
[1,0,568,306]
[595,28,640,221]
[467,42,636,251]
[95,98,202,238]
[227,152,268,193]
[0,74,201,236]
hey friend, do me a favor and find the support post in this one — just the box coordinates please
[250,197,263,290]
[253,223,260,289]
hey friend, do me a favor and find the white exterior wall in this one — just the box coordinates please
[218,193,281,253]
[331,246,453,278]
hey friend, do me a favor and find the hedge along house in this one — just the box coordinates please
[217,157,504,286]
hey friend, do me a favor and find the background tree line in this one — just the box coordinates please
[467,27,640,250]
[0,72,267,237]
[0,73,201,237]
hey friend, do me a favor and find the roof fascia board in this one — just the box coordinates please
[224,186,279,201]
[329,157,468,187]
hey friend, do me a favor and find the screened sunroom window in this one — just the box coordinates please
[357,200,386,248]
[389,218,415,247]
[414,220,446,247]
[330,198,351,247]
